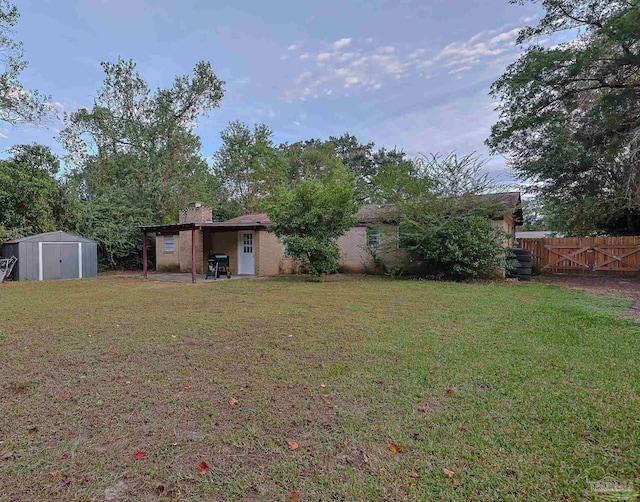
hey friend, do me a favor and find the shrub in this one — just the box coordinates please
[400,213,511,280]
[266,175,358,280]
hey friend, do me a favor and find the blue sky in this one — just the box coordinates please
[5,0,545,181]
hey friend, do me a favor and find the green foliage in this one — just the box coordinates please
[265,170,358,278]
[0,1,50,125]
[213,121,288,212]
[400,210,511,280]
[77,189,153,269]
[393,153,513,279]
[488,0,640,235]
[60,58,227,268]
[0,144,79,240]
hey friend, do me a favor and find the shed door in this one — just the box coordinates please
[41,243,81,280]
[238,231,255,275]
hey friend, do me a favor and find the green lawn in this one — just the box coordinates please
[0,276,638,501]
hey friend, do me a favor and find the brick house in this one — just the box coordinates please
[140,192,522,281]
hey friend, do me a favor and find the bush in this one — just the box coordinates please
[400,213,511,280]
[266,175,358,280]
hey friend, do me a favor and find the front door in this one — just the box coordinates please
[238,231,255,275]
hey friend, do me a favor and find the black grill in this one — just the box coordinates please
[206,252,231,279]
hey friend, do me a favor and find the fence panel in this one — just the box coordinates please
[518,237,640,275]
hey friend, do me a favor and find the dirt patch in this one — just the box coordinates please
[541,276,640,321]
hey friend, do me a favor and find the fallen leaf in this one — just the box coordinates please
[389,443,401,453]
[60,391,68,399]
[184,385,191,390]
[287,441,299,451]
[1,451,15,461]
[228,397,238,406]
[303,386,308,391]
[33,372,40,376]
[477,410,484,416]
[443,468,455,478]
[409,471,419,478]
[155,484,165,495]
[28,426,38,434]
[289,491,300,501]
[133,451,146,459]
[197,461,209,474]
[60,452,69,460]
[290,402,296,408]
[320,384,326,388]
[362,451,369,463]
[452,478,460,487]
[373,378,383,384]
[368,467,378,475]
[446,389,455,396]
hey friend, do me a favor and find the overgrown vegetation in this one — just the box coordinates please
[0,277,638,500]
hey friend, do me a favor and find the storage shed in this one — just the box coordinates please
[1,231,98,281]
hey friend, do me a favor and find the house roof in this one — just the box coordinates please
[225,213,273,226]
[355,192,523,225]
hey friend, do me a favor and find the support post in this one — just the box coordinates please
[142,231,148,279]
[191,228,197,284]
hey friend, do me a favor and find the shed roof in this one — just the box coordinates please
[2,231,96,244]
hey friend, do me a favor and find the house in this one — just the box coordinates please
[140,193,522,281]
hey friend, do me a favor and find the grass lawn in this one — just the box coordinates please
[0,276,638,501]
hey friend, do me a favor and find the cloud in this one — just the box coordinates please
[285,26,524,100]
[362,90,514,183]
[287,44,298,51]
[331,38,352,50]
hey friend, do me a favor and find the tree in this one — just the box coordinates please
[487,0,640,235]
[0,144,78,240]
[265,168,358,279]
[0,1,51,125]
[60,58,227,268]
[213,121,288,212]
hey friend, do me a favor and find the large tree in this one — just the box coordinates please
[0,1,50,125]
[213,121,288,213]
[60,58,227,267]
[487,0,640,235]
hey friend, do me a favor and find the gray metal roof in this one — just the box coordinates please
[3,231,96,244]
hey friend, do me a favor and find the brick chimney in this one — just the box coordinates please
[179,202,213,224]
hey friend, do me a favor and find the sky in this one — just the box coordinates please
[4,0,547,182]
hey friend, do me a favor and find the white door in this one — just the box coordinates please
[238,231,255,275]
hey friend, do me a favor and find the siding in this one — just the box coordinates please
[156,234,180,272]
[205,231,239,275]
[255,230,292,276]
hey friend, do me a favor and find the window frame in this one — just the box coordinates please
[366,229,381,248]
[164,234,175,253]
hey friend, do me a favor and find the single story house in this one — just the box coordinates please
[140,193,522,281]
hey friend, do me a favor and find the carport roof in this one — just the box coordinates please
[139,221,267,233]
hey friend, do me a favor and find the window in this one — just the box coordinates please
[397,226,406,250]
[164,235,175,253]
[242,233,253,254]
[366,229,381,248]
[282,242,290,258]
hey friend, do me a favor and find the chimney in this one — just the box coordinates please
[179,202,213,224]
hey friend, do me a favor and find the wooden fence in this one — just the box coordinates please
[518,236,640,275]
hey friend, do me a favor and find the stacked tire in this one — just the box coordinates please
[507,248,532,282]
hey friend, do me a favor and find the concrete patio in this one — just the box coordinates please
[113,272,264,284]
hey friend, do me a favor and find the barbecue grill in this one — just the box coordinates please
[206,252,231,279]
